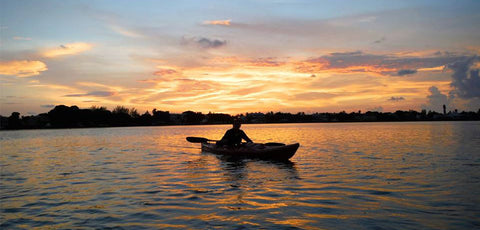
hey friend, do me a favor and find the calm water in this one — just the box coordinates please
[1,122,479,229]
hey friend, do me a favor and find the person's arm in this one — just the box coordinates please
[217,129,231,146]
[220,129,232,141]
[241,130,253,143]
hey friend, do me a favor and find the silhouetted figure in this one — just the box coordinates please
[217,119,252,147]
[443,104,446,115]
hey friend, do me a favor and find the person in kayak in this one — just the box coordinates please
[217,119,253,147]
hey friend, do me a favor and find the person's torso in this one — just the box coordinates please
[226,129,244,142]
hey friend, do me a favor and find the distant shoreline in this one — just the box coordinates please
[1,105,479,130]
[2,120,480,132]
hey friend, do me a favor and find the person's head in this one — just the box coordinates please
[233,119,241,129]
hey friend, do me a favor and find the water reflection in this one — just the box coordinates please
[216,156,299,188]
[1,122,479,229]
[180,153,304,227]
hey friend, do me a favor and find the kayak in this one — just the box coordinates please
[200,142,300,161]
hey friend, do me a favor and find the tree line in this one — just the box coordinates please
[1,104,479,130]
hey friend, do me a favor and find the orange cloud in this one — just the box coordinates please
[43,42,93,58]
[291,51,472,76]
[154,68,178,76]
[203,19,231,26]
[294,59,329,73]
[0,60,47,77]
[76,50,477,114]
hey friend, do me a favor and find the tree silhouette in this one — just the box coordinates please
[1,104,479,130]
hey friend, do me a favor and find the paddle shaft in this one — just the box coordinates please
[186,136,285,146]
[186,137,219,143]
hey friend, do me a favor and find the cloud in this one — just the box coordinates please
[196,37,227,49]
[327,15,377,26]
[374,37,386,44]
[0,60,47,77]
[181,36,227,49]
[397,69,417,76]
[13,36,32,41]
[293,92,338,101]
[154,68,178,76]
[110,25,144,38]
[247,57,285,67]
[422,86,452,112]
[447,56,480,99]
[296,51,469,76]
[203,19,231,26]
[174,78,221,92]
[43,42,93,58]
[367,106,383,112]
[40,104,55,108]
[203,56,289,69]
[64,91,116,97]
[388,96,405,101]
[230,85,266,96]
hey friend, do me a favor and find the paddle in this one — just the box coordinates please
[186,136,286,146]
[186,137,219,143]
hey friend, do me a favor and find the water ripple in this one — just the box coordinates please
[1,123,479,229]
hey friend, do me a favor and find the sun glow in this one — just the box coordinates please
[2,0,479,116]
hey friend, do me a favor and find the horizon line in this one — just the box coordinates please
[2,104,479,117]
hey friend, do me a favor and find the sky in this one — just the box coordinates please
[1,0,480,116]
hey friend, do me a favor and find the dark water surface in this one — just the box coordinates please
[1,122,479,229]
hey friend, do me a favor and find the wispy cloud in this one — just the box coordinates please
[397,69,418,76]
[293,92,338,101]
[109,25,144,38]
[296,51,470,76]
[203,19,231,26]
[181,36,227,49]
[327,15,377,26]
[196,37,227,49]
[154,68,178,76]
[373,36,386,44]
[13,36,32,41]
[388,96,405,101]
[40,104,55,108]
[64,91,116,97]
[0,60,47,77]
[43,42,93,58]
[367,106,383,112]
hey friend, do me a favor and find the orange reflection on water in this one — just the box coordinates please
[1,122,479,229]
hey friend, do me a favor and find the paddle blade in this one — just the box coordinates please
[186,137,209,143]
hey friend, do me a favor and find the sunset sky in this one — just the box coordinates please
[1,0,479,116]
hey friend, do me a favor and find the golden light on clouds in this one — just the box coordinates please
[2,0,479,116]
[0,60,48,77]
[203,19,231,26]
[43,42,93,58]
